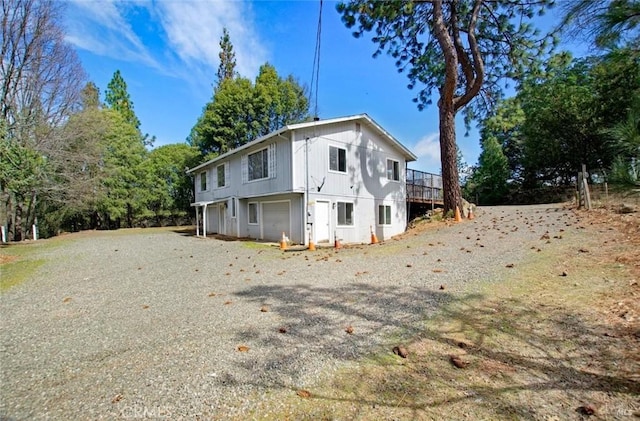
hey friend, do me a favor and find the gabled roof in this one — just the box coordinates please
[186,113,418,174]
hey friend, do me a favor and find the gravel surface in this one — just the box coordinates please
[0,204,580,420]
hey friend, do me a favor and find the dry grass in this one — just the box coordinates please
[255,205,640,420]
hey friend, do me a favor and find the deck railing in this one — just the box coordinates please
[406,169,443,203]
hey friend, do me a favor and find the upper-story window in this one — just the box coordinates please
[217,163,227,188]
[248,148,269,181]
[387,159,400,181]
[199,171,208,192]
[242,143,276,183]
[329,146,347,173]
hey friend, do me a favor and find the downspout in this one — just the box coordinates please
[305,136,310,246]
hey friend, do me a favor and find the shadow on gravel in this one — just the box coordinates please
[171,227,197,237]
[234,283,640,419]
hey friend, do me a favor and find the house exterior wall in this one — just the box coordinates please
[191,115,412,245]
[238,193,303,243]
[193,134,293,205]
[293,120,408,244]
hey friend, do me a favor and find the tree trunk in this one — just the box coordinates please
[126,203,133,228]
[14,199,23,241]
[439,104,462,215]
[5,192,15,241]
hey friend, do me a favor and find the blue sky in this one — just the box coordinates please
[63,0,583,174]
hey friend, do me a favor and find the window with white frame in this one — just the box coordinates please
[387,159,400,181]
[217,164,227,188]
[378,205,392,225]
[199,171,207,191]
[337,202,353,226]
[231,197,236,218]
[248,148,269,181]
[248,202,258,224]
[329,146,347,173]
[242,143,276,183]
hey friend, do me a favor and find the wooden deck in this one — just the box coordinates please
[406,169,443,219]
[406,169,443,206]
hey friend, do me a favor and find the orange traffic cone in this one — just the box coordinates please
[280,232,287,250]
[454,206,462,222]
[370,225,379,244]
[468,207,475,220]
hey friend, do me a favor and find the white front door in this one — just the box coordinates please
[219,205,226,235]
[315,201,330,243]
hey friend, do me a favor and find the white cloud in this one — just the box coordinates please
[65,0,160,70]
[155,1,266,81]
[413,132,441,170]
[64,0,267,88]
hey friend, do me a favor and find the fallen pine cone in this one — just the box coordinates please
[237,345,250,352]
[111,394,123,403]
[450,355,469,368]
[393,346,408,358]
[296,389,311,398]
[505,263,514,268]
[576,404,596,416]
[345,326,354,334]
[278,327,287,333]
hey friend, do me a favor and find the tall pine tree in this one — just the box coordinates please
[105,70,141,129]
[217,28,236,84]
[337,0,554,214]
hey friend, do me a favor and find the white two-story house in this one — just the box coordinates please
[187,114,417,245]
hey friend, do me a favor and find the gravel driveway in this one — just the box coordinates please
[0,204,579,420]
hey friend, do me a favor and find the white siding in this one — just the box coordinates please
[294,120,408,244]
[238,194,303,244]
[193,116,411,245]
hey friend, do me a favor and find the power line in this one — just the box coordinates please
[310,0,323,119]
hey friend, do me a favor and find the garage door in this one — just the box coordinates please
[262,201,290,242]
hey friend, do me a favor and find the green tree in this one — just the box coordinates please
[608,95,640,185]
[467,135,510,204]
[55,107,110,219]
[478,97,526,183]
[217,27,236,84]
[518,53,639,186]
[81,81,100,110]
[96,110,149,228]
[560,0,640,51]
[337,0,554,214]
[143,144,201,224]
[105,70,141,129]
[1,0,86,240]
[190,76,256,155]
[190,66,309,157]
[254,63,310,136]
